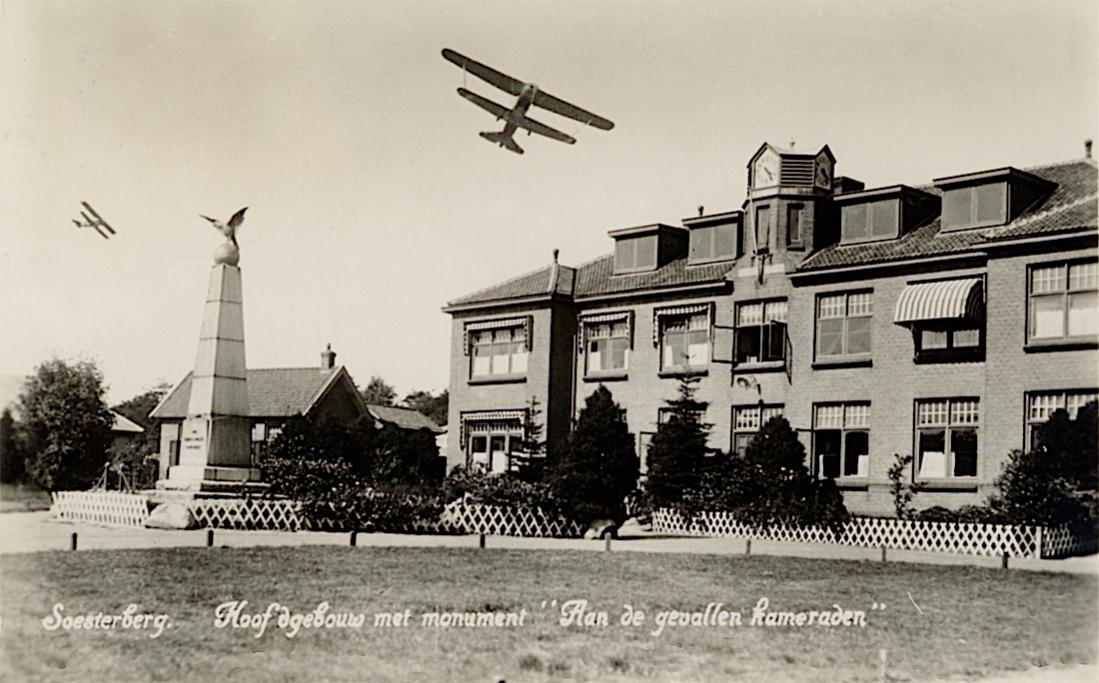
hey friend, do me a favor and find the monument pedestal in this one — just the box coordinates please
[160,261,260,494]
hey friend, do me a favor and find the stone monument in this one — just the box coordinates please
[163,208,261,490]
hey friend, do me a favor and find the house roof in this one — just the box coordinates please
[366,404,444,433]
[110,411,144,434]
[150,367,348,419]
[445,158,1096,307]
[446,260,576,308]
[573,253,733,299]
[797,159,1097,272]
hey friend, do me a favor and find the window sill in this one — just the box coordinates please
[658,368,709,379]
[686,256,737,267]
[1024,337,1099,353]
[914,350,985,364]
[915,479,979,492]
[828,478,869,491]
[732,360,786,374]
[811,357,872,370]
[468,375,527,386]
[583,371,629,382]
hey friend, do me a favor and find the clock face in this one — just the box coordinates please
[815,157,833,189]
[754,150,779,188]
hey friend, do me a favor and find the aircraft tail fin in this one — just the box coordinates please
[479,131,524,155]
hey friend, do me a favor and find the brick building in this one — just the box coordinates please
[443,142,1098,516]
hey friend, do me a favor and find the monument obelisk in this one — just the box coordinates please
[166,208,259,490]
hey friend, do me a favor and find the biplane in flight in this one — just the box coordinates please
[72,201,116,239]
[442,48,614,155]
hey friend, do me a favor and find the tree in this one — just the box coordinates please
[110,382,171,490]
[369,422,442,488]
[736,415,848,533]
[0,407,21,483]
[15,358,114,491]
[690,416,848,535]
[989,402,1098,530]
[402,389,448,426]
[361,376,397,406]
[550,386,638,525]
[645,374,714,509]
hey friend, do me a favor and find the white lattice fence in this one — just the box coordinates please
[184,498,581,537]
[1040,526,1099,559]
[52,491,151,528]
[189,498,304,531]
[652,508,1044,558]
[441,500,585,538]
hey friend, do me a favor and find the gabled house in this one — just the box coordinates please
[149,345,442,481]
[443,141,1098,516]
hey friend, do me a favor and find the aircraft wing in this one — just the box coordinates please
[516,114,576,145]
[457,88,512,119]
[532,90,614,130]
[81,202,116,234]
[443,49,524,97]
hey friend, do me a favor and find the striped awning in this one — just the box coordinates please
[652,302,713,345]
[578,310,633,351]
[462,316,532,355]
[893,278,983,325]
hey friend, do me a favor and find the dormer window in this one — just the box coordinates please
[614,235,657,272]
[684,211,741,264]
[609,223,688,274]
[836,185,939,246]
[934,167,1055,232]
[941,182,1006,230]
[842,200,899,242]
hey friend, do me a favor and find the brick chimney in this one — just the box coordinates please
[1086,139,1093,160]
[320,343,336,370]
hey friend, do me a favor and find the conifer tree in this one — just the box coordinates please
[645,374,713,509]
[550,386,637,524]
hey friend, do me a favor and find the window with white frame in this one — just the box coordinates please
[732,405,784,456]
[586,320,629,374]
[915,398,979,479]
[470,326,529,378]
[660,312,710,371]
[734,300,787,365]
[1025,390,1098,450]
[816,291,873,360]
[466,423,524,474]
[658,407,705,425]
[1028,260,1098,342]
[813,403,870,478]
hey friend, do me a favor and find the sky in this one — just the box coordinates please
[0,0,1096,405]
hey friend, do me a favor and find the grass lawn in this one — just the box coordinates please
[1,546,1095,682]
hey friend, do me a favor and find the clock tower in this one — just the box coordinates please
[745,142,837,263]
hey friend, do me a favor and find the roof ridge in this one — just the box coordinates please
[447,262,555,305]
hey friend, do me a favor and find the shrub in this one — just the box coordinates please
[688,416,849,535]
[550,386,638,525]
[645,374,714,509]
[988,402,1098,531]
[441,466,561,515]
[0,408,22,484]
[887,453,925,520]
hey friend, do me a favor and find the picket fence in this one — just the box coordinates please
[651,507,1096,559]
[51,492,585,539]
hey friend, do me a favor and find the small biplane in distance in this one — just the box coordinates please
[442,48,614,155]
[72,201,116,239]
